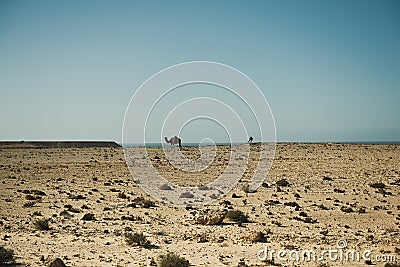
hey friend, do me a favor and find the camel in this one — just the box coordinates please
[164,136,182,148]
[248,136,253,143]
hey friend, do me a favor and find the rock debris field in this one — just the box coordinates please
[0,143,399,266]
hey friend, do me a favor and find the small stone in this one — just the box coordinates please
[357,206,366,213]
[340,206,354,213]
[179,192,194,198]
[334,188,345,193]
[82,213,95,221]
[299,211,308,217]
[198,185,210,190]
[370,182,385,188]
[49,258,66,267]
[159,184,172,190]
[261,182,269,187]
[209,194,218,199]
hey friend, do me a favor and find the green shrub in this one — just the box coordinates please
[34,218,50,230]
[0,246,15,264]
[142,199,156,208]
[131,197,156,208]
[225,210,249,223]
[125,232,150,247]
[158,252,189,267]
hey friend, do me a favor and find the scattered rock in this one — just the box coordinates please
[390,179,400,186]
[340,206,354,213]
[48,258,66,267]
[318,204,329,210]
[267,200,281,205]
[303,217,318,223]
[26,195,42,200]
[284,201,301,209]
[159,183,172,190]
[276,179,290,187]
[65,205,80,213]
[357,206,367,213]
[334,188,345,193]
[23,201,36,208]
[209,194,218,199]
[370,182,385,189]
[60,210,73,219]
[69,194,86,200]
[320,230,328,236]
[376,188,392,196]
[180,192,194,198]
[271,220,282,227]
[118,192,127,199]
[82,213,95,221]
[196,233,208,243]
[198,185,210,190]
[299,211,308,217]
[219,200,232,207]
[31,189,46,196]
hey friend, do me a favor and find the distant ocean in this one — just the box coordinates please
[123,142,239,148]
[122,141,400,148]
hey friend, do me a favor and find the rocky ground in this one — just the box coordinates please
[0,143,399,266]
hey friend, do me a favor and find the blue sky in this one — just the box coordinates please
[1,0,399,142]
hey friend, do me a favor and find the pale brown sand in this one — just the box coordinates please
[0,144,399,266]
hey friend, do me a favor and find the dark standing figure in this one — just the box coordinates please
[248,136,253,143]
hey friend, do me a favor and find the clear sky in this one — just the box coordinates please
[1,0,399,143]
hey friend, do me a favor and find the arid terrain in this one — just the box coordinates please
[0,143,399,266]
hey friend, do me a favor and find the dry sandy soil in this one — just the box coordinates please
[0,143,399,266]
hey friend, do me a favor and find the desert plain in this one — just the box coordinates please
[0,142,399,266]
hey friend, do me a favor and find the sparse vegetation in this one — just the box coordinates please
[0,246,15,264]
[142,199,156,208]
[131,197,156,208]
[276,179,290,187]
[23,201,36,208]
[34,218,50,230]
[125,232,151,247]
[225,209,249,224]
[118,192,127,199]
[384,263,400,267]
[158,252,189,267]
[242,184,250,193]
[370,182,385,188]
